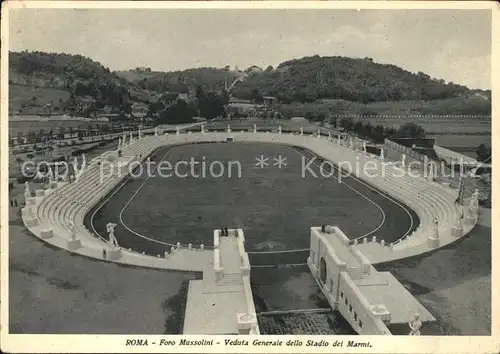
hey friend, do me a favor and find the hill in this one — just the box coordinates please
[8,51,154,117]
[116,55,491,115]
[9,51,491,117]
[233,56,490,106]
[116,67,238,95]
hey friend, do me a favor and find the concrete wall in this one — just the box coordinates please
[308,228,391,335]
[337,272,391,335]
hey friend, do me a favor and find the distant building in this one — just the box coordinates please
[178,93,189,101]
[263,96,277,106]
[246,65,263,74]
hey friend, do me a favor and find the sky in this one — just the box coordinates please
[9,8,492,90]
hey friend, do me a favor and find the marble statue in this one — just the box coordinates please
[154,127,158,136]
[138,128,141,138]
[129,131,133,142]
[300,127,304,135]
[408,313,422,335]
[456,213,464,229]
[402,153,406,167]
[24,181,31,199]
[337,134,341,145]
[73,157,79,177]
[429,163,434,179]
[433,217,439,238]
[470,188,479,209]
[106,222,119,248]
[278,125,282,134]
[253,124,257,133]
[380,148,385,159]
[82,153,86,168]
[363,141,367,153]
[349,137,353,149]
[47,167,54,184]
[201,124,205,133]
[69,221,76,240]
[227,124,231,133]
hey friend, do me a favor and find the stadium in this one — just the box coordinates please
[19,119,485,335]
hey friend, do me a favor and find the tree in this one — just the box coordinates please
[251,89,263,104]
[198,92,226,119]
[476,144,491,162]
[339,117,354,131]
[316,113,326,125]
[15,157,24,171]
[59,126,66,144]
[353,121,363,135]
[148,101,165,117]
[196,85,205,100]
[395,122,426,139]
[157,100,197,125]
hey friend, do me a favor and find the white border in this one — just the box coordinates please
[1,1,498,353]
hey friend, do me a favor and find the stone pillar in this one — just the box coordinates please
[427,218,440,248]
[40,228,54,239]
[465,205,478,225]
[452,214,464,238]
[67,237,82,250]
[25,216,38,227]
[427,163,434,182]
[107,247,122,260]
